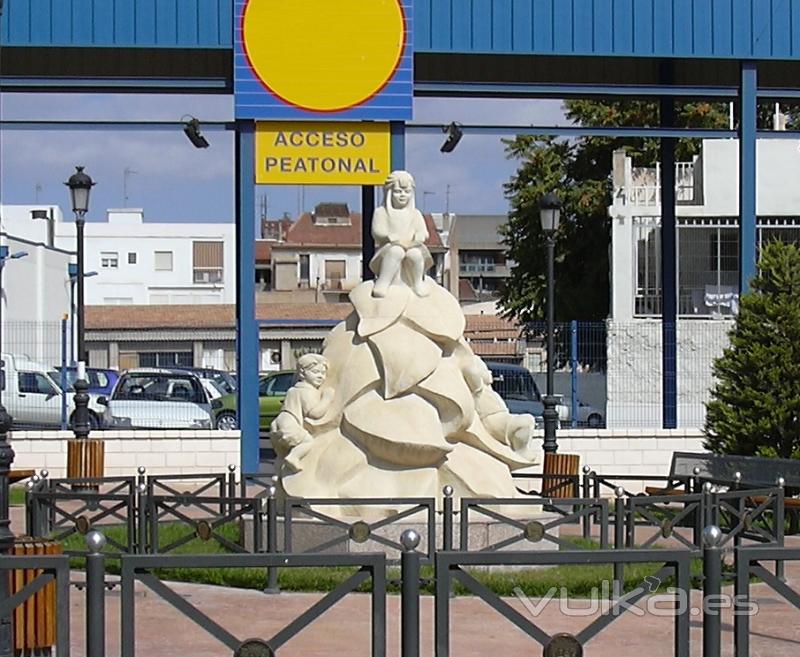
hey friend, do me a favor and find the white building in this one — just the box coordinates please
[607,139,800,428]
[0,205,236,305]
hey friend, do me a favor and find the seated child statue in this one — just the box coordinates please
[369,170,433,298]
[270,354,334,472]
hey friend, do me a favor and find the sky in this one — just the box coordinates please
[0,93,566,225]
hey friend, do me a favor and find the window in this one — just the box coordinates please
[128,252,137,265]
[18,372,57,396]
[262,373,294,396]
[100,252,119,268]
[324,260,346,288]
[138,352,193,368]
[298,254,310,284]
[193,241,223,283]
[154,251,173,271]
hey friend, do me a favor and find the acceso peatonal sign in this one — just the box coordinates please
[255,122,391,185]
[235,0,413,120]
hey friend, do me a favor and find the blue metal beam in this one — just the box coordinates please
[406,124,737,139]
[414,82,740,98]
[739,63,758,294]
[235,120,259,474]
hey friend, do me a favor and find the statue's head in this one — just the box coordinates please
[384,170,415,210]
[296,353,328,388]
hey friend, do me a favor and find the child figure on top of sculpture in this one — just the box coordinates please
[270,353,334,472]
[369,170,434,298]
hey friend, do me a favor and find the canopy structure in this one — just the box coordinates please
[4,0,800,465]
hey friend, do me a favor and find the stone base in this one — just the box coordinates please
[243,510,560,566]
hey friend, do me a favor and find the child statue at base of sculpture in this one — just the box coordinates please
[370,170,431,298]
[270,354,334,472]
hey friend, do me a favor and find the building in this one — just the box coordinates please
[0,230,72,364]
[447,214,512,309]
[84,303,526,372]
[0,205,236,305]
[607,139,800,428]
[263,203,446,303]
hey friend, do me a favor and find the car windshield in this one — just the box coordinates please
[492,371,538,402]
[57,368,110,390]
[112,374,206,404]
[208,371,236,394]
[49,371,71,392]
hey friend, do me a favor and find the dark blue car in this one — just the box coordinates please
[55,366,120,396]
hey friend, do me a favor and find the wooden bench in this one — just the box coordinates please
[11,537,62,656]
[9,469,35,485]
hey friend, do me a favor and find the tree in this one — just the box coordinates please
[704,241,800,458]
[499,99,800,324]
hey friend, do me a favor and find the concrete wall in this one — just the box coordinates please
[10,430,241,477]
[606,319,732,429]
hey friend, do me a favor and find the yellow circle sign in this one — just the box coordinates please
[242,0,406,112]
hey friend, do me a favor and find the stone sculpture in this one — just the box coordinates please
[273,171,539,514]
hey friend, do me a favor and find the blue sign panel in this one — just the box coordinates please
[234,0,413,121]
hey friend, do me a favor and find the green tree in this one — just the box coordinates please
[499,99,800,324]
[704,241,800,458]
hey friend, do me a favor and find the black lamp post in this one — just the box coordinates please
[65,166,95,441]
[0,245,28,657]
[539,192,561,454]
[65,166,94,365]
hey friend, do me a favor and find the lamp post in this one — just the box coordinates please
[0,245,28,657]
[64,166,94,366]
[67,265,98,365]
[539,192,561,454]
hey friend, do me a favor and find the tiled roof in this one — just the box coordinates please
[255,240,273,263]
[87,303,516,332]
[469,342,519,357]
[275,212,444,250]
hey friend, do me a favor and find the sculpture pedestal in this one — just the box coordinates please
[243,512,560,567]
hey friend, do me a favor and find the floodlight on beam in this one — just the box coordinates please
[440,122,463,153]
[183,116,210,149]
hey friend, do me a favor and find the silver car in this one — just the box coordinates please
[100,368,213,429]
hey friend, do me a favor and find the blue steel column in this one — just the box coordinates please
[660,79,678,429]
[739,62,758,294]
[236,121,259,473]
[390,121,406,171]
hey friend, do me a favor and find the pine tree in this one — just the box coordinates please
[704,241,800,458]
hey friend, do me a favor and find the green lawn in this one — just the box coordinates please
[59,522,701,597]
[9,486,26,506]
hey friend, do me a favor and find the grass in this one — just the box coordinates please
[9,486,26,506]
[58,522,703,598]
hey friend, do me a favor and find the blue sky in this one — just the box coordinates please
[0,93,565,224]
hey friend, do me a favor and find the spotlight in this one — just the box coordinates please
[183,117,210,149]
[440,122,463,153]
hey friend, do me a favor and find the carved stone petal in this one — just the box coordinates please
[343,390,453,467]
[349,280,410,338]
[456,416,535,471]
[321,318,380,407]
[404,278,465,341]
[415,359,475,436]
[440,442,519,498]
[368,323,441,398]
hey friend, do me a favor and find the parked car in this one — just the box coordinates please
[1,353,105,429]
[99,368,213,429]
[212,370,295,430]
[485,361,569,424]
[571,400,605,428]
[54,366,119,396]
[172,367,237,395]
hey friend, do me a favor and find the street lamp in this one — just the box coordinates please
[0,245,28,656]
[539,191,561,454]
[64,166,94,365]
[67,265,98,365]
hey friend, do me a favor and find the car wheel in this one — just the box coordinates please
[587,413,603,428]
[216,412,238,430]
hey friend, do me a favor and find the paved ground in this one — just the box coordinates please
[10,503,800,656]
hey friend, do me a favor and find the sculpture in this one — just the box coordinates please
[274,171,539,513]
